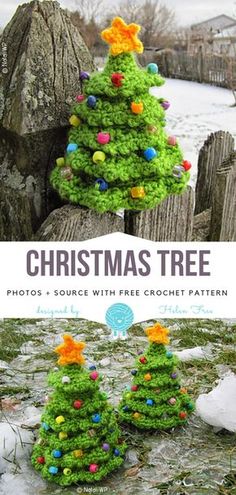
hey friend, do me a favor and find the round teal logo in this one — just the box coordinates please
[105,303,134,338]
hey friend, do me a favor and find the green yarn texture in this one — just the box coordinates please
[31,364,126,486]
[50,52,190,212]
[119,342,195,430]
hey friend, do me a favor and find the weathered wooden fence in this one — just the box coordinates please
[36,131,235,242]
[148,50,236,89]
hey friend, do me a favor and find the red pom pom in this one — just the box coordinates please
[182,160,192,171]
[73,400,83,409]
[139,356,147,364]
[37,456,45,464]
[131,385,138,391]
[111,73,124,87]
[179,411,187,419]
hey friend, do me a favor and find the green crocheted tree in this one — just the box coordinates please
[50,17,191,213]
[32,335,126,486]
[119,323,194,430]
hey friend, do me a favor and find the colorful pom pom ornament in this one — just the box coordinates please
[131,101,144,114]
[131,186,145,199]
[66,143,78,153]
[111,73,124,87]
[93,151,106,164]
[97,132,111,145]
[147,63,158,74]
[95,178,109,191]
[87,95,97,108]
[80,71,90,81]
[144,147,158,161]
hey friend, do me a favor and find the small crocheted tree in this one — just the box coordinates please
[32,335,126,486]
[119,323,194,429]
[50,17,191,212]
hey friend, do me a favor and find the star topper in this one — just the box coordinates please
[145,323,170,345]
[101,17,144,56]
[55,334,86,366]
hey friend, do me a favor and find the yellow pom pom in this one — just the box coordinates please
[59,431,68,440]
[125,392,132,399]
[131,102,143,114]
[56,415,65,424]
[69,115,81,127]
[93,151,106,164]
[56,157,65,167]
[180,387,188,394]
[73,449,83,458]
[131,187,145,199]
[63,468,72,476]
[133,412,141,420]
[144,373,152,381]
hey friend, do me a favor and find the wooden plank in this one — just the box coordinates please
[125,186,194,241]
[195,131,234,215]
[219,152,236,241]
[35,205,124,241]
[209,165,232,240]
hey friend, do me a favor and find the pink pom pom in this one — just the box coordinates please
[168,136,177,146]
[76,95,85,103]
[89,463,98,473]
[90,371,99,380]
[97,132,110,145]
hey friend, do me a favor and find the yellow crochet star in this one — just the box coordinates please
[145,323,170,345]
[55,334,86,366]
[101,17,144,56]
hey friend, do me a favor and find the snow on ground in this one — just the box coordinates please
[150,79,236,186]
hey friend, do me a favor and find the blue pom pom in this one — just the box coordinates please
[42,422,50,431]
[87,95,97,108]
[146,399,154,406]
[89,365,96,370]
[123,405,129,412]
[144,147,158,161]
[95,178,108,191]
[166,351,173,358]
[52,450,62,458]
[114,448,120,456]
[147,63,159,74]
[49,466,58,474]
[67,143,78,153]
[131,369,137,375]
[92,413,101,423]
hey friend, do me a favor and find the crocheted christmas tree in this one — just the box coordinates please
[119,323,194,430]
[31,335,126,486]
[50,17,191,212]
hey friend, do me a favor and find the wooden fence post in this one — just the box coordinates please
[125,186,194,241]
[194,131,234,215]
[35,205,124,241]
[209,161,232,240]
[219,152,236,241]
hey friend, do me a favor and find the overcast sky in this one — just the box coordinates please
[0,0,235,29]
